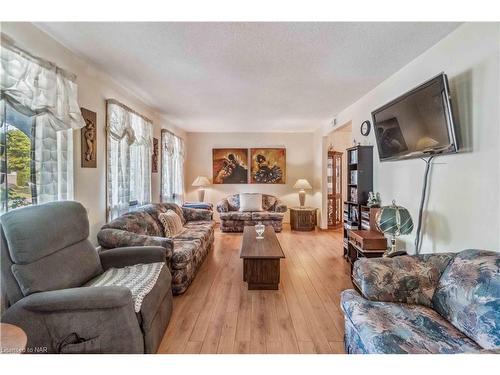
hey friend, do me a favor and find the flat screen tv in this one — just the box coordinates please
[372,73,458,161]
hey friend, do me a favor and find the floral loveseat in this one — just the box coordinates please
[97,203,214,295]
[341,249,500,354]
[216,194,287,233]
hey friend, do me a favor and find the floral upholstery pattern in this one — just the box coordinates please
[171,234,214,295]
[98,229,174,260]
[342,249,500,354]
[216,194,287,232]
[174,222,214,249]
[341,290,481,354]
[98,203,215,295]
[171,239,202,270]
[102,210,164,237]
[353,253,454,307]
[216,199,229,213]
[251,212,285,221]
[432,249,500,350]
[219,212,252,221]
[182,207,213,221]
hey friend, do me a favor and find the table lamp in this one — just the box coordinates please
[293,179,312,207]
[375,200,413,256]
[192,176,211,202]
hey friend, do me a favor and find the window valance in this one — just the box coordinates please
[106,99,152,147]
[0,34,85,131]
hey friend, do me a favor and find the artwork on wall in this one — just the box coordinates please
[212,148,249,184]
[152,137,159,173]
[80,108,97,168]
[250,148,286,184]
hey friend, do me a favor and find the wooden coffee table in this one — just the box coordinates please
[240,225,285,290]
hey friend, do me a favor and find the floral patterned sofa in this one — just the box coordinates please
[216,194,287,233]
[97,203,214,295]
[341,249,500,354]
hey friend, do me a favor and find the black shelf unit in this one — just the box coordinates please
[343,145,373,255]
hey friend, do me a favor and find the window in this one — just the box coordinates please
[0,103,35,211]
[0,39,84,214]
[161,130,185,204]
[106,100,152,220]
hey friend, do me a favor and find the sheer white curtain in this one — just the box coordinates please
[106,100,152,220]
[0,35,85,212]
[129,111,152,206]
[161,130,185,204]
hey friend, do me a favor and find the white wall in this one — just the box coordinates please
[1,22,186,244]
[317,23,500,253]
[185,132,315,223]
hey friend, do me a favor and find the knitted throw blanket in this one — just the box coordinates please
[86,262,164,312]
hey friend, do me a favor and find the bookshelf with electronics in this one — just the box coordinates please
[342,145,374,255]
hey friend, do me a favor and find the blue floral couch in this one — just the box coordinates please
[340,249,500,354]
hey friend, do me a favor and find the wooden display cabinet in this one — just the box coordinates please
[327,150,343,228]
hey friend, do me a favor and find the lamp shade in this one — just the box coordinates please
[192,176,211,187]
[293,179,312,190]
[375,200,413,236]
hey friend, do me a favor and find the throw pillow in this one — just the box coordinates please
[158,210,184,237]
[239,193,263,212]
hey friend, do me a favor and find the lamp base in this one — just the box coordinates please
[298,190,306,207]
[383,236,407,257]
[384,236,397,257]
[197,189,205,202]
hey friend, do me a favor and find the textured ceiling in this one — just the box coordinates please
[35,22,461,132]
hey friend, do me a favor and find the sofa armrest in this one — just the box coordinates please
[353,253,454,306]
[19,286,132,312]
[182,207,213,221]
[272,199,288,213]
[216,198,229,213]
[99,246,167,270]
[97,228,173,252]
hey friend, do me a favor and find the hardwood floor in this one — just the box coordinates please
[157,225,353,354]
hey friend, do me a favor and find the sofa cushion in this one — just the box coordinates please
[262,195,277,211]
[158,210,184,237]
[138,203,186,226]
[341,289,481,354]
[184,220,215,229]
[432,249,500,350]
[219,212,252,221]
[1,201,90,264]
[239,193,263,212]
[174,225,212,245]
[11,240,102,296]
[226,194,240,211]
[182,207,213,222]
[353,253,455,307]
[251,212,285,221]
[171,239,202,270]
[103,211,163,237]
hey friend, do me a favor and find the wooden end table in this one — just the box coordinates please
[240,225,285,290]
[1,323,27,354]
[347,230,387,287]
[290,207,317,231]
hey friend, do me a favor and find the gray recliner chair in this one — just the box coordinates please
[0,201,173,353]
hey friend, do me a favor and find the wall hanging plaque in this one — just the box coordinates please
[80,108,97,168]
[152,137,159,173]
